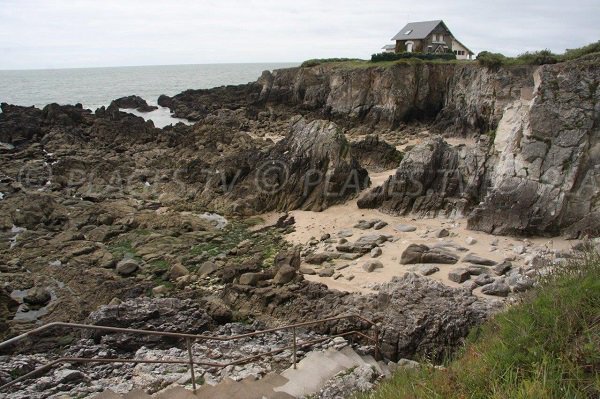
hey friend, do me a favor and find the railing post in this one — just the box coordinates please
[292,326,297,369]
[186,338,197,393]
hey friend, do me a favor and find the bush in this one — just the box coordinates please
[515,49,559,65]
[562,40,600,61]
[371,52,456,63]
[300,58,362,68]
[476,51,507,68]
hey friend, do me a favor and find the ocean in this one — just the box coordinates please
[0,63,298,127]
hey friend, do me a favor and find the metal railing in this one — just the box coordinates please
[0,314,380,393]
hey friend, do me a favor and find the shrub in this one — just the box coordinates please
[476,51,507,68]
[515,49,559,65]
[371,52,456,63]
[562,40,600,61]
[300,58,362,68]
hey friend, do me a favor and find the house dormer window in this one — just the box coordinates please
[432,34,437,42]
[405,29,413,35]
[439,34,444,42]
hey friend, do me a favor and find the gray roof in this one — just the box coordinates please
[391,20,445,41]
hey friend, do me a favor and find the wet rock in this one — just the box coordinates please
[111,95,158,112]
[463,253,497,266]
[400,244,459,265]
[448,268,471,283]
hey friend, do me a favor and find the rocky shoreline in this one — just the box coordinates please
[1,55,599,397]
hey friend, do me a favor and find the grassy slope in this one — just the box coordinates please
[357,253,600,399]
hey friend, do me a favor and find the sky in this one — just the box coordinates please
[0,0,598,70]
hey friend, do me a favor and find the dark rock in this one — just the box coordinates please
[474,274,495,286]
[318,268,335,277]
[23,287,51,306]
[110,95,158,112]
[400,244,459,265]
[273,265,297,285]
[350,135,403,171]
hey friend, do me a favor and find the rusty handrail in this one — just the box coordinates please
[0,314,380,393]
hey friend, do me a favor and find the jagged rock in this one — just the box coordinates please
[448,268,471,283]
[463,253,497,266]
[110,95,158,112]
[362,260,383,273]
[400,244,459,265]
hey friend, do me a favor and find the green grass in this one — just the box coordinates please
[356,252,600,399]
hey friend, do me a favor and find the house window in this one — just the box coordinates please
[432,34,437,42]
[439,34,444,42]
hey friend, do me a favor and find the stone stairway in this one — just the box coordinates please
[93,346,391,399]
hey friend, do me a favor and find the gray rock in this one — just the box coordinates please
[374,221,388,230]
[318,268,335,277]
[169,264,189,280]
[337,229,354,238]
[320,233,331,241]
[481,280,510,297]
[411,265,440,276]
[300,267,317,275]
[116,259,139,276]
[362,260,383,273]
[238,272,266,286]
[273,265,296,285]
[465,237,477,245]
[198,261,218,277]
[448,268,471,283]
[400,244,459,265]
[508,275,535,292]
[492,261,512,276]
[23,287,51,306]
[305,253,335,265]
[463,253,497,266]
[370,247,383,258]
[397,359,420,369]
[474,274,495,286]
[395,224,417,233]
[435,229,450,238]
[354,220,377,230]
[466,265,489,276]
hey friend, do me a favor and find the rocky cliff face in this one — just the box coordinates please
[345,56,599,237]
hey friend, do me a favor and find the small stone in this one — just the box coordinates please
[513,245,527,255]
[435,229,450,238]
[362,260,383,273]
[370,247,383,258]
[320,233,331,241]
[318,268,335,277]
[338,238,348,244]
[338,229,354,238]
[373,221,388,230]
[465,237,477,245]
[300,267,317,275]
[345,275,355,281]
[448,268,471,283]
[395,224,417,233]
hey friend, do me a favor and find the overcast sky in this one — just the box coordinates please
[1,0,598,70]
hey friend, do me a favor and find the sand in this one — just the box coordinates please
[258,168,578,296]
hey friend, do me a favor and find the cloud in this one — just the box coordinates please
[0,0,598,69]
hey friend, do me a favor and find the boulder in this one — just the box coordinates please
[305,252,336,265]
[394,224,417,233]
[448,268,471,283]
[435,229,450,238]
[481,280,510,297]
[198,261,218,277]
[492,261,512,276]
[299,267,317,275]
[23,287,51,306]
[370,247,383,258]
[238,272,266,286]
[169,264,190,280]
[463,253,497,266]
[362,260,384,273]
[318,268,335,277]
[116,259,139,276]
[400,244,459,265]
[273,265,296,285]
[474,274,495,286]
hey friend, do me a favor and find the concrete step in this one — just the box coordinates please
[340,346,368,366]
[154,386,198,399]
[274,350,348,397]
[323,347,363,369]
